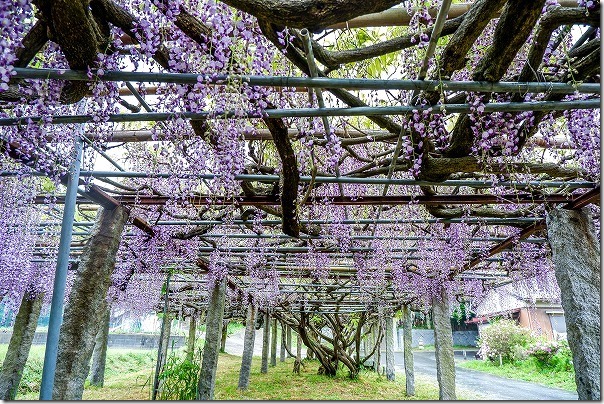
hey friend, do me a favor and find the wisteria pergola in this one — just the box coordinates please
[0,0,600,401]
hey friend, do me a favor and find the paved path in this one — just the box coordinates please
[397,351,578,400]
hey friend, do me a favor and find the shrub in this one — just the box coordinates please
[477,319,532,363]
[528,339,573,371]
[156,352,200,400]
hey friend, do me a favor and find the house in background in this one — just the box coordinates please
[468,273,567,341]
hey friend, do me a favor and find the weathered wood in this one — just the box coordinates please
[402,306,415,396]
[384,316,395,381]
[89,302,110,387]
[293,333,302,375]
[432,290,456,400]
[186,315,197,360]
[286,325,292,357]
[263,108,300,237]
[261,312,270,374]
[280,324,287,362]
[546,207,600,400]
[0,292,44,400]
[197,279,226,400]
[220,0,401,30]
[52,206,127,400]
[270,318,278,366]
[238,304,257,390]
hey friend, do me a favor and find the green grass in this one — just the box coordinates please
[1,343,485,400]
[459,358,577,392]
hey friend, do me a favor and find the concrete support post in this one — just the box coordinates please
[385,316,395,381]
[51,206,128,400]
[547,207,600,400]
[89,303,110,387]
[402,305,415,396]
[432,290,456,400]
[270,318,277,366]
[197,279,226,400]
[238,304,257,390]
[261,312,270,374]
[0,292,44,399]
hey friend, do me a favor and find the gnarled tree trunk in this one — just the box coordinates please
[52,206,128,400]
[0,291,44,400]
[547,207,600,400]
[197,279,226,400]
[280,323,286,362]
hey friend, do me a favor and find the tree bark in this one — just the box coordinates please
[286,325,292,357]
[402,306,415,396]
[270,318,277,366]
[546,207,600,400]
[186,315,197,360]
[0,292,43,400]
[280,324,287,362]
[261,312,270,374]
[293,333,302,375]
[220,319,229,353]
[219,0,401,31]
[384,316,395,381]
[89,302,110,387]
[52,206,128,400]
[197,279,226,400]
[432,290,456,400]
[238,304,257,390]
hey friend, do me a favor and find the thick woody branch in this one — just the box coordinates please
[218,0,402,31]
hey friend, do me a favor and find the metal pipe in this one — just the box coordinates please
[38,217,542,227]
[418,0,453,80]
[5,170,594,189]
[39,136,83,400]
[1,99,599,127]
[13,67,600,94]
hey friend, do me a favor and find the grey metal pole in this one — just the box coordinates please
[0,99,599,126]
[39,136,83,400]
[12,67,601,94]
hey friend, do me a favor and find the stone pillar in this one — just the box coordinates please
[270,318,277,366]
[197,279,226,400]
[89,302,110,386]
[220,319,229,353]
[385,316,395,381]
[432,289,456,400]
[238,304,257,390]
[52,206,128,400]
[186,315,197,360]
[261,312,270,374]
[0,292,44,400]
[547,207,600,400]
[402,305,415,396]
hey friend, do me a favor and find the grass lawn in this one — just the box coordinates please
[459,358,577,392]
[1,343,484,400]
